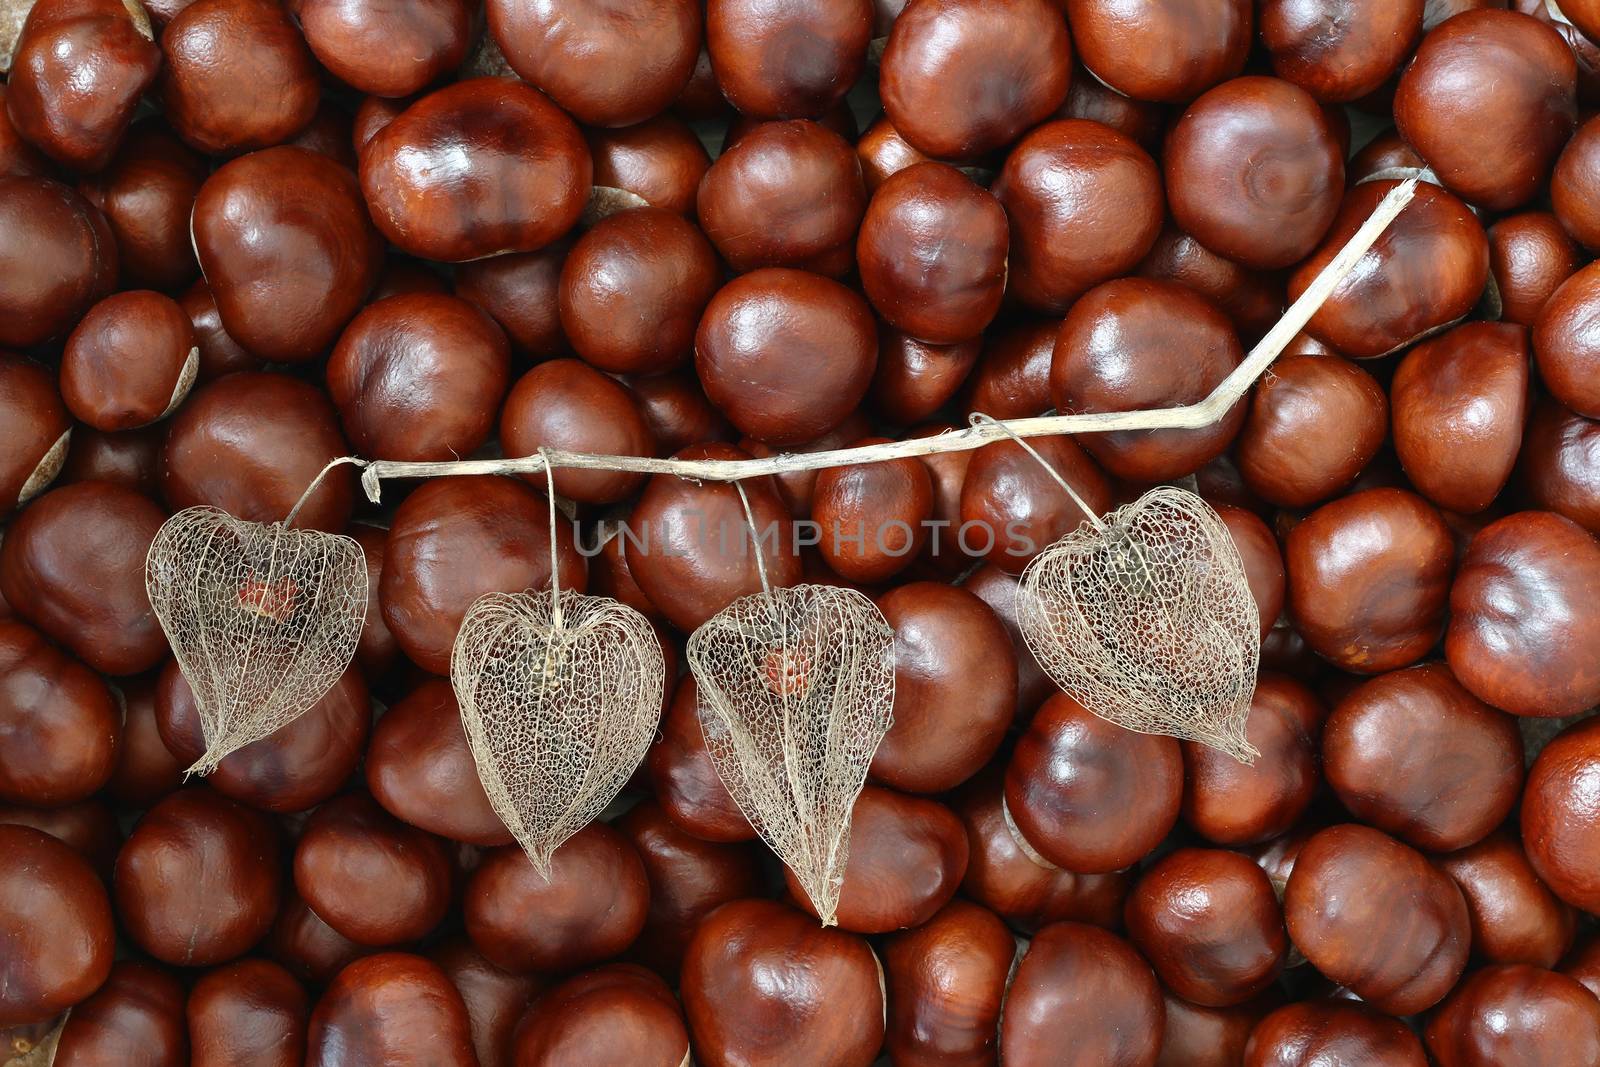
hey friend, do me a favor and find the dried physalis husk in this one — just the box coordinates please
[1016,485,1261,763]
[451,588,665,878]
[144,506,367,774]
[687,584,896,926]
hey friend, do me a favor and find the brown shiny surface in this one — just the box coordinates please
[812,445,931,583]
[1489,210,1583,324]
[60,423,163,498]
[1553,115,1600,250]
[706,0,868,119]
[1136,225,1284,342]
[1058,63,1167,149]
[588,115,710,215]
[430,938,543,1067]
[1535,261,1600,419]
[77,123,205,292]
[1425,964,1600,1067]
[61,290,195,431]
[0,825,114,1027]
[1236,353,1386,508]
[959,433,1112,573]
[965,320,1057,421]
[646,675,757,843]
[0,353,69,516]
[54,960,187,1067]
[629,369,736,454]
[0,800,119,881]
[267,891,368,986]
[513,963,689,1067]
[1067,0,1250,103]
[453,242,569,358]
[187,958,308,1067]
[307,953,476,1067]
[1243,1000,1427,1067]
[1214,504,1286,639]
[108,675,183,808]
[1523,716,1600,912]
[0,177,117,349]
[882,900,1012,1067]
[1437,830,1576,968]
[295,0,468,98]
[870,332,980,426]
[178,279,260,382]
[1261,0,1421,102]
[1519,398,1600,534]
[855,117,926,192]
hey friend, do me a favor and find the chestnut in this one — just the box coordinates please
[1285,488,1454,674]
[1518,397,1600,535]
[0,825,114,1026]
[855,116,927,192]
[161,371,355,531]
[680,898,885,1067]
[1522,716,1600,912]
[0,799,120,881]
[1260,0,1423,102]
[60,290,196,432]
[812,445,932,584]
[0,480,167,675]
[1126,848,1287,1007]
[361,78,591,262]
[0,177,117,348]
[1323,662,1523,852]
[1391,322,1530,513]
[629,369,738,453]
[1393,8,1577,211]
[465,823,649,973]
[1489,211,1583,324]
[192,147,382,363]
[1436,830,1576,968]
[965,320,1061,421]
[1446,510,1600,717]
[0,84,51,178]
[267,890,368,986]
[346,523,400,676]
[178,279,262,382]
[307,953,477,1067]
[696,120,865,276]
[187,958,308,1067]
[1136,225,1285,342]
[77,123,206,292]
[706,0,867,120]
[1288,179,1489,359]
[430,938,543,1067]
[558,207,719,376]
[1006,692,1183,873]
[113,786,282,967]
[326,292,511,461]
[871,582,1016,792]
[290,99,360,171]
[1534,261,1600,419]
[1425,964,1600,1066]
[108,675,182,808]
[1283,823,1469,1014]
[490,0,699,127]
[160,0,321,155]
[6,0,159,171]
[513,963,690,1067]
[993,120,1164,314]
[646,675,758,842]
[1052,278,1246,481]
[381,474,587,674]
[54,960,187,1067]
[1057,62,1168,150]
[1565,936,1600,1000]
[453,242,570,359]
[1347,127,1428,183]
[587,116,710,216]
[1243,1000,1426,1066]
[59,424,161,499]
[294,0,469,98]
[366,678,513,847]
[881,900,1013,1066]
[1160,994,1280,1067]
[1213,503,1286,640]
[0,353,70,514]
[870,331,980,426]
[958,434,1112,573]
[1000,921,1163,1067]
[1165,77,1344,270]
[1235,353,1387,508]
[1068,0,1249,103]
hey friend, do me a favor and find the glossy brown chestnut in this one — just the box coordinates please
[0,799,119,881]
[1523,716,1600,911]
[466,823,649,973]
[1006,692,1183,873]
[1182,673,1321,846]
[1136,225,1285,342]
[1259,0,1423,102]
[500,360,655,504]
[1518,398,1600,534]
[965,320,1063,421]
[53,960,187,1067]
[1288,179,1489,359]
[453,242,569,359]
[161,371,355,531]
[113,786,282,967]
[0,480,166,675]
[60,290,196,432]
[646,675,758,842]
[993,120,1163,314]
[0,825,114,1026]
[1159,994,1281,1067]
[1052,278,1246,481]
[267,891,368,986]
[0,353,70,515]
[1000,921,1163,1067]
[1425,964,1600,1067]
[381,475,586,673]
[187,958,308,1067]
[696,120,865,276]
[490,0,699,127]
[1242,1000,1427,1067]
[870,331,981,426]
[108,675,182,808]
[59,423,162,498]
[958,433,1112,573]
[855,117,927,192]
[1213,504,1286,640]
[429,939,543,1067]
[366,678,512,847]
[0,177,117,348]
[512,963,689,1067]
[360,78,591,262]
[307,953,477,1067]
[586,115,710,216]
[1534,261,1600,419]
[1324,663,1522,851]
[160,0,320,155]
[0,84,51,178]
[326,292,510,461]
[77,124,206,292]
[811,446,932,583]
[1283,824,1469,1014]
[294,0,469,98]
[192,147,382,363]
[871,582,1015,792]
[1437,830,1576,968]
[289,99,359,169]
[1235,353,1387,508]
[858,162,1006,344]
[1347,127,1427,183]
[1285,488,1454,674]
[559,206,719,375]
[1067,0,1250,103]
[706,0,868,119]
[6,0,159,171]
[1165,77,1344,270]
[880,0,1069,160]
[1057,62,1168,149]
[1489,211,1583,324]
[178,279,261,382]
[1552,114,1600,251]
[882,900,1013,1067]
[1126,848,1287,1007]
[695,271,877,446]
[1393,9,1577,211]
[680,899,885,1067]
[1446,510,1600,717]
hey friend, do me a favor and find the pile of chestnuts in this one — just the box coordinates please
[5,0,1600,1064]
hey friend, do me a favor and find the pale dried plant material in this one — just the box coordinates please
[451,588,665,877]
[144,506,367,774]
[688,583,896,926]
[1017,486,1261,763]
